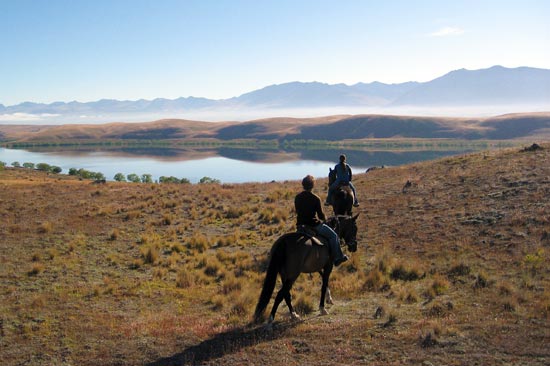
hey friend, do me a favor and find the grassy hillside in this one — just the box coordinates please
[1,112,550,145]
[1,143,549,365]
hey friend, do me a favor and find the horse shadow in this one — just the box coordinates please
[146,320,298,366]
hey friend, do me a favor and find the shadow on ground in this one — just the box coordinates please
[146,321,297,366]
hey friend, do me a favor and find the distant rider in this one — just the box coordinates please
[325,154,359,207]
[295,175,348,266]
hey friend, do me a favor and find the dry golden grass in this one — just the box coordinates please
[1,143,550,365]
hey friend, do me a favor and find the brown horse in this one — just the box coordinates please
[253,214,359,324]
[327,168,355,216]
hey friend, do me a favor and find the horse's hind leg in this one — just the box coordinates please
[283,281,300,320]
[269,279,295,323]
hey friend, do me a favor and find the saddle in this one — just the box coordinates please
[335,181,350,189]
[296,225,325,246]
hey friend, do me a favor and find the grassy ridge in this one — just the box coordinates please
[1,143,549,365]
[1,112,550,145]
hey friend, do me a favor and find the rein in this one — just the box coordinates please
[327,215,347,247]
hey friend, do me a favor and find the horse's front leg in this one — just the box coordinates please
[319,266,332,315]
[326,286,334,305]
[319,270,334,305]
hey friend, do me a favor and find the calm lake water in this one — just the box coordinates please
[0,146,478,183]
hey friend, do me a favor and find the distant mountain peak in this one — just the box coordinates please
[1,66,549,123]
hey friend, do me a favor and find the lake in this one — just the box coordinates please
[0,146,485,183]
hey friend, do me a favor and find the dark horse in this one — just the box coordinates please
[327,167,355,216]
[253,214,359,324]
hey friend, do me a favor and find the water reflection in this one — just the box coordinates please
[0,146,476,183]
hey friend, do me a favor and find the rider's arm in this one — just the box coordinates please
[348,164,353,181]
[316,197,326,222]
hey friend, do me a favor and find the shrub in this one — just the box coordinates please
[36,163,51,171]
[431,275,450,296]
[448,263,471,278]
[363,268,390,292]
[23,162,35,169]
[38,221,53,234]
[401,288,419,303]
[203,257,223,278]
[473,271,490,289]
[524,248,545,275]
[221,274,242,294]
[127,173,141,183]
[187,234,209,252]
[109,229,120,241]
[294,294,315,315]
[141,246,159,264]
[159,176,187,184]
[176,269,195,288]
[28,263,45,276]
[161,214,173,225]
[114,173,126,182]
[141,174,153,183]
[225,206,243,219]
[199,176,221,184]
[383,313,397,327]
[390,262,423,281]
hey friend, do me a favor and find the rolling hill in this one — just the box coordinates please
[1,112,550,145]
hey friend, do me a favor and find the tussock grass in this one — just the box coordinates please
[2,143,550,365]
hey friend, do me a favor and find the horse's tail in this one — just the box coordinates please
[253,235,287,322]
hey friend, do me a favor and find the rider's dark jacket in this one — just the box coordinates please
[295,190,326,227]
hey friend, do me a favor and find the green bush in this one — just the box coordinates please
[114,173,126,182]
[141,174,153,183]
[127,173,141,183]
[36,163,51,171]
[199,176,221,184]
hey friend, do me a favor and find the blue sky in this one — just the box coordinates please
[1,0,549,106]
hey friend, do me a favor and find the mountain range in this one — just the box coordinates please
[1,65,549,123]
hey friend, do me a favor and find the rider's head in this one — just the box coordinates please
[302,175,315,191]
[339,154,346,163]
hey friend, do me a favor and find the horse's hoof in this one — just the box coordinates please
[290,311,301,320]
[320,307,329,316]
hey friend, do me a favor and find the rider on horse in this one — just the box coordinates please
[295,175,348,266]
[325,154,359,207]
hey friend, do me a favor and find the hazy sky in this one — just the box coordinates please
[1,0,549,106]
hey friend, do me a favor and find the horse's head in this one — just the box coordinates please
[328,214,359,252]
[328,168,336,187]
